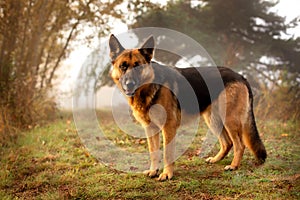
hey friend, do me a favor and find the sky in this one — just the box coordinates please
[272,0,299,21]
[271,0,300,37]
[57,0,300,109]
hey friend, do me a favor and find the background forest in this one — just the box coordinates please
[1,0,299,139]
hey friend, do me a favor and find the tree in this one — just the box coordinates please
[0,0,124,137]
[133,0,300,72]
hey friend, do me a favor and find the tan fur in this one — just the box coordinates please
[203,82,250,170]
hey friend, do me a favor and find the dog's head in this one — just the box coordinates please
[109,34,155,97]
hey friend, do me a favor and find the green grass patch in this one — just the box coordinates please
[0,112,299,199]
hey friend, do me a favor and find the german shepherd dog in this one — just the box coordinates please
[109,34,267,181]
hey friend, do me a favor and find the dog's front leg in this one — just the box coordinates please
[158,124,176,181]
[143,124,161,178]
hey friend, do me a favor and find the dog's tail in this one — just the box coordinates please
[243,85,267,164]
[244,113,267,164]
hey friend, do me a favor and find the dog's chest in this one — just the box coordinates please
[131,108,150,127]
[127,86,160,126]
[129,97,152,126]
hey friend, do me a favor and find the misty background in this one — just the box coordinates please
[1,0,299,137]
[58,0,300,111]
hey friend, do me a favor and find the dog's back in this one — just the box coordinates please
[177,66,247,113]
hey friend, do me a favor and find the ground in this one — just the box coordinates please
[0,111,299,199]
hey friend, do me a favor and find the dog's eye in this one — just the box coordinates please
[119,61,129,71]
[133,62,140,67]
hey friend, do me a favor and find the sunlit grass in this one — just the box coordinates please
[0,111,299,199]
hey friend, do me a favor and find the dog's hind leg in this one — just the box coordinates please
[203,106,233,163]
[223,121,245,170]
[202,102,232,163]
[221,83,248,170]
[205,130,233,163]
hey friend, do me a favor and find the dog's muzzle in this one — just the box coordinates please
[123,79,136,97]
[120,67,145,97]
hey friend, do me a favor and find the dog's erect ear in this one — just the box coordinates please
[138,36,154,63]
[109,34,125,62]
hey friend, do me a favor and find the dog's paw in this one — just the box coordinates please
[143,169,159,178]
[205,157,217,163]
[157,171,173,181]
[224,165,238,171]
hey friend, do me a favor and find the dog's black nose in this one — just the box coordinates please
[125,80,135,90]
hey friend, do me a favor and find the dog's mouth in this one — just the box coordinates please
[122,80,137,97]
[124,89,135,97]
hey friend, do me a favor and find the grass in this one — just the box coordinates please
[0,111,299,199]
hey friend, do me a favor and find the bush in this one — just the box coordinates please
[0,83,57,146]
[254,86,300,121]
